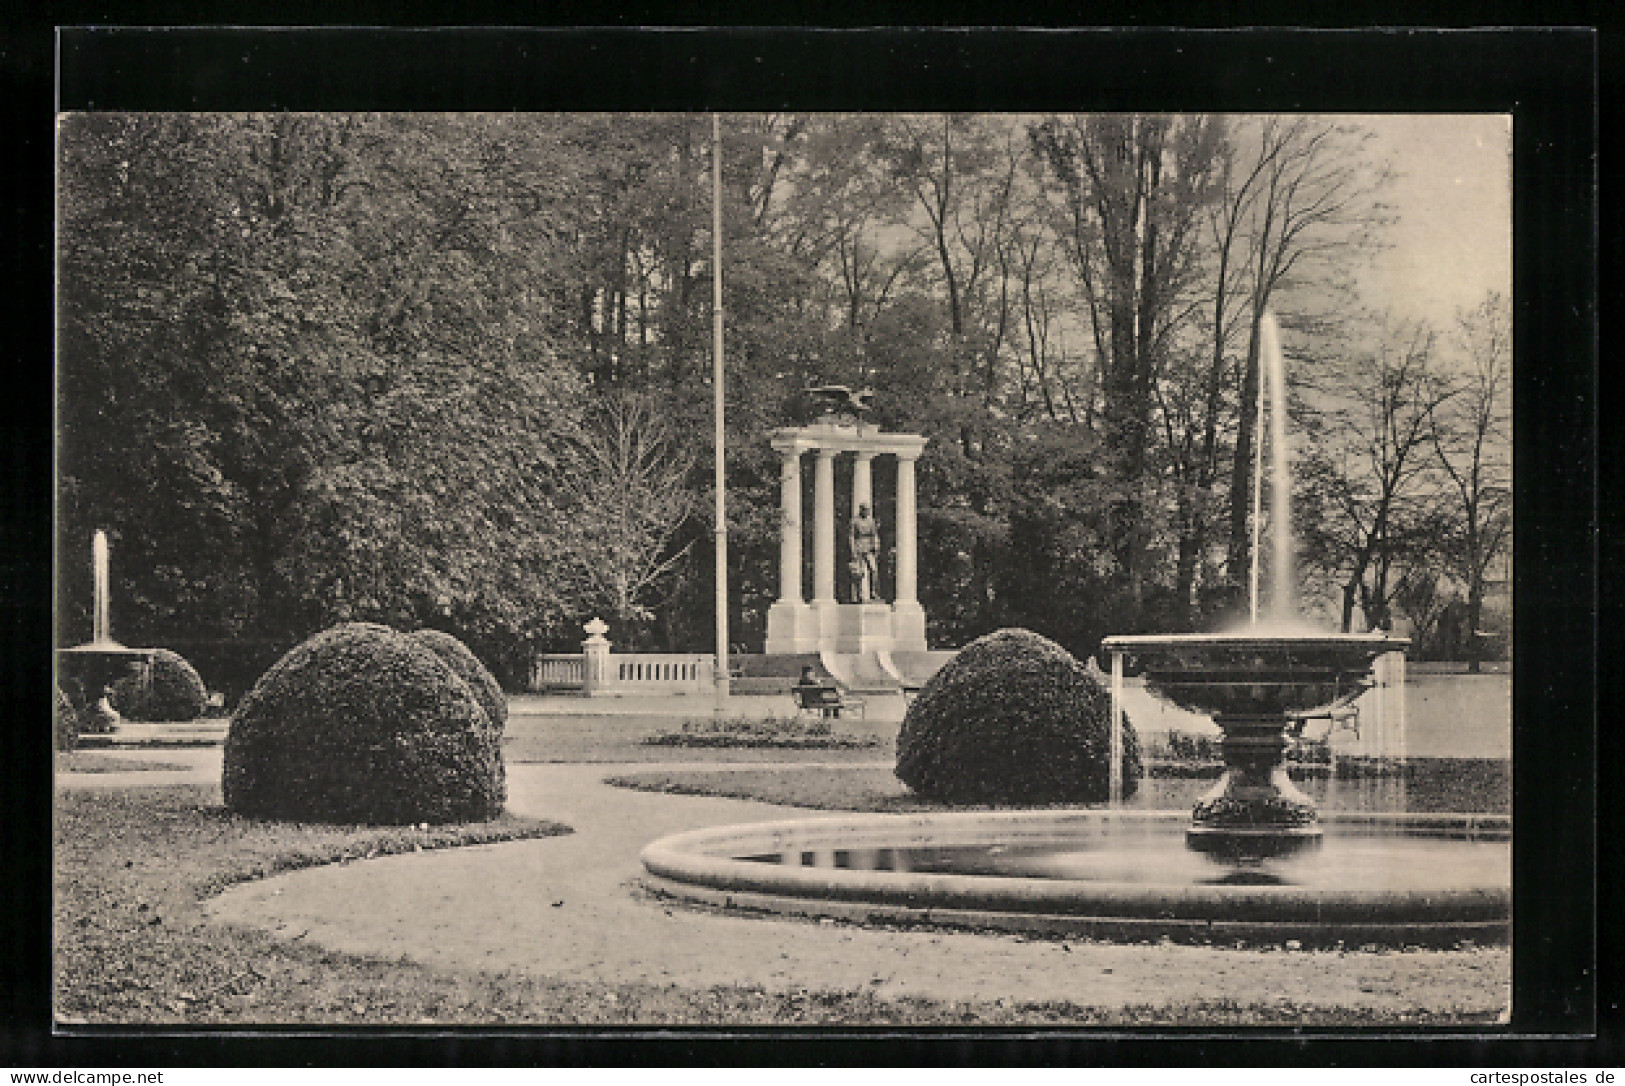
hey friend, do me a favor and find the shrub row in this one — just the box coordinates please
[110,647,209,722]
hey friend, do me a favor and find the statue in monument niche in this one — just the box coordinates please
[848,502,881,603]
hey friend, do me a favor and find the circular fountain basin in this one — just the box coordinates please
[641,809,1508,947]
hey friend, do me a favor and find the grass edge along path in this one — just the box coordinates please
[55,751,197,774]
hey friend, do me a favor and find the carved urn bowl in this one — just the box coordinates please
[1101,631,1409,860]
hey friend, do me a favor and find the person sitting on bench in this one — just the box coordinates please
[794,666,862,720]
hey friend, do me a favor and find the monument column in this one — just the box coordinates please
[778,449,802,603]
[895,453,919,605]
[812,448,837,604]
[891,451,927,651]
[852,452,874,519]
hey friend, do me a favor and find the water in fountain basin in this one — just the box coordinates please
[745,828,1505,891]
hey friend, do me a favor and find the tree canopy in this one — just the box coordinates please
[57,112,1511,683]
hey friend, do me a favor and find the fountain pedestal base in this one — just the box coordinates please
[1186,714,1322,861]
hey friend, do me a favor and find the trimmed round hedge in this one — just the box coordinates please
[895,627,1142,804]
[110,647,209,722]
[409,628,507,731]
[223,623,506,825]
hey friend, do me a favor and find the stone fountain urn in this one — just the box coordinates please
[1101,631,1408,859]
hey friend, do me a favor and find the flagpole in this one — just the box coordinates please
[712,111,730,712]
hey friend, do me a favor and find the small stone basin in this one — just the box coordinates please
[57,640,155,730]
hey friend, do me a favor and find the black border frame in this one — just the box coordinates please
[6,22,1602,1067]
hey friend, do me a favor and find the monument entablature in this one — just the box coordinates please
[768,420,929,459]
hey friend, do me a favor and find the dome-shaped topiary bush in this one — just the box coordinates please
[110,647,209,722]
[895,627,1142,804]
[222,622,506,825]
[409,628,507,731]
[407,627,507,805]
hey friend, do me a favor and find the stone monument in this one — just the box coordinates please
[763,417,928,656]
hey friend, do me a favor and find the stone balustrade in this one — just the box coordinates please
[529,652,717,695]
[532,655,587,690]
[531,618,718,695]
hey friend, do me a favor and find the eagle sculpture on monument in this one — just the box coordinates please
[805,384,875,421]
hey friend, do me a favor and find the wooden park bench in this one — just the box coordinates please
[793,683,866,722]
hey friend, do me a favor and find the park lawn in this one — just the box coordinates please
[54,783,573,1025]
[50,779,1500,1027]
[55,751,196,774]
[605,757,1512,815]
[605,765,922,811]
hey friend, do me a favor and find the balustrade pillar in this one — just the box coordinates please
[581,617,611,696]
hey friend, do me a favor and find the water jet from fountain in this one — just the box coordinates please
[57,530,154,733]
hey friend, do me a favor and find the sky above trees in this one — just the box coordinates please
[1355,114,1511,324]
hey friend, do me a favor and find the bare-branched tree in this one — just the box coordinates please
[552,391,699,635]
[1430,291,1512,670]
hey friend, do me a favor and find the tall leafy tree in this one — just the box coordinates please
[1030,113,1223,606]
[58,113,591,681]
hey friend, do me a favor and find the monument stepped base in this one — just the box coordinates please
[729,649,955,695]
[819,649,957,694]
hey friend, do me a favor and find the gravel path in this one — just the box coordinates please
[196,760,1509,1017]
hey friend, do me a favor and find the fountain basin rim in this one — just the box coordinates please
[58,640,157,656]
[1101,632,1410,652]
[640,809,1509,935]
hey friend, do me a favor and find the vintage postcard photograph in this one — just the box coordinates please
[44,29,1593,1044]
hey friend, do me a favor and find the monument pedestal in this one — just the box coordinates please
[889,600,928,654]
[765,600,822,655]
[766,601,929,656]
[831,602,895,654]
